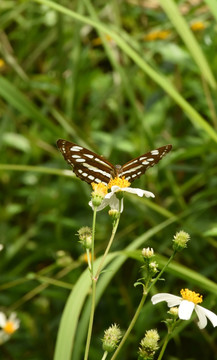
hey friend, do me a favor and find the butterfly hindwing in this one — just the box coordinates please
[57,139,113,185]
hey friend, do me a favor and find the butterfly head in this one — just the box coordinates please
[110,164,123,179]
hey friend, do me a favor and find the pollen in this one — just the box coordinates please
[3,321,16,335]
[108,177,131,189]
[91,182,108,196]
[180,289,203,304]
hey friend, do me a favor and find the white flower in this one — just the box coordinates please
[151,289,217,329]
[89,185,155,213]
[0,312,20,344]
[0,312,20,333]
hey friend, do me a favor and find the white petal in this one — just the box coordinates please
[121,187,155,198]
[89,198,110,211]
[108,194,122,212]
[178,300,194,320]
[0,313,6,327]
[151,293,182,307]
[110,186,121,193]
[8,313,20,330]
[110,186,155,198]
[104,192,115,199]
[195,305,217,329]
[89,193,123,212]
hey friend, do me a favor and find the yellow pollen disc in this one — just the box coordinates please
[180,288,203,304]
[108,177,131,189]
[3,321,16,335]
[91,182,108,196]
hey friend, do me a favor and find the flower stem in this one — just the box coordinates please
[111,250,177,359]
[101,351,108,360]
[95,214,120,280]
[111,290,147,360]
[157,333,170,360]
[84,207,97,360]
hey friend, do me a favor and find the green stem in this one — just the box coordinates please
[95,214,120,280]
[157,333,171,360]
[111,251,176,359]
[86,249,92,271]
[101,351,108,360]
[90,207,97,276]
[157,333,170,360]
[148,250,176,292]
[156,320,180,360]
[84,278,97,360]
[84,207,97,360]
[111,290,147,360]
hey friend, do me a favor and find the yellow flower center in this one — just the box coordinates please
[108,177,131,189]
[144,30,171,41]
[190,21,206,31]
[180,288,203,304]
[3,321,16,335]
[0,59,5,68]
[91,182,108,196]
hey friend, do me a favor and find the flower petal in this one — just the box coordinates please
[0,313,6,327]
[195,305,217,329]
[178,300,194,320]
[121,187,155,198]
[151,293,182,307]
[89,193,123,212]
[109,185,155,198]
[89,198,110,211]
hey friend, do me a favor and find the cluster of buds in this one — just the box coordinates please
[102,323,122,353]
[138,329,160,359]
[77,227,92,249]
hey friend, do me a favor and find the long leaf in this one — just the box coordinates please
[159,0,216,89]
[33,0,217,143]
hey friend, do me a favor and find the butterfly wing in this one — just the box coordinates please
[57,139,114,185]
[121,144,172,183]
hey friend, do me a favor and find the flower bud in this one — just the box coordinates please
[173,230,190,251]
[77,227,92,249]
[149,261,158,274]
[138,329,160,359]
[102,324,122,353]
[142,247,154,259]
[108,208,120,221]
[91,182,108,207]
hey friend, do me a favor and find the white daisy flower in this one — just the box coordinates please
[151,289,217,329]
[89,177,155,213]
[0,312,20,344]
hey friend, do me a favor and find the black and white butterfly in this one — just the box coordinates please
[57,139,172,186]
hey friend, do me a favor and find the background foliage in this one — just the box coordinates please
[0,0,217,359]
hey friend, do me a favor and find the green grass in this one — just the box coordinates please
[0,1,217,359]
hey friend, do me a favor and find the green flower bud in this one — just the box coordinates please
[138,329,160,359]
[173,230,190,251]
[102,324,122,353]
[77,227,92,249]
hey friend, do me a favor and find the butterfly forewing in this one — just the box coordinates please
[57,139,172,185]
[121,144,172,183]
[57,139,114,185]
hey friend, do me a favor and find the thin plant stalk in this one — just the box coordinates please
[95,215,120,280]
[84,207,121,359]
[111,251,176,360]
[84,206,97,360]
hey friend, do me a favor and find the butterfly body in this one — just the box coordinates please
[57,139,172,185]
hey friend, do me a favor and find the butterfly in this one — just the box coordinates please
[57,139,172,186]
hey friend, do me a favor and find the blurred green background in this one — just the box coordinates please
[0,0,217,359]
